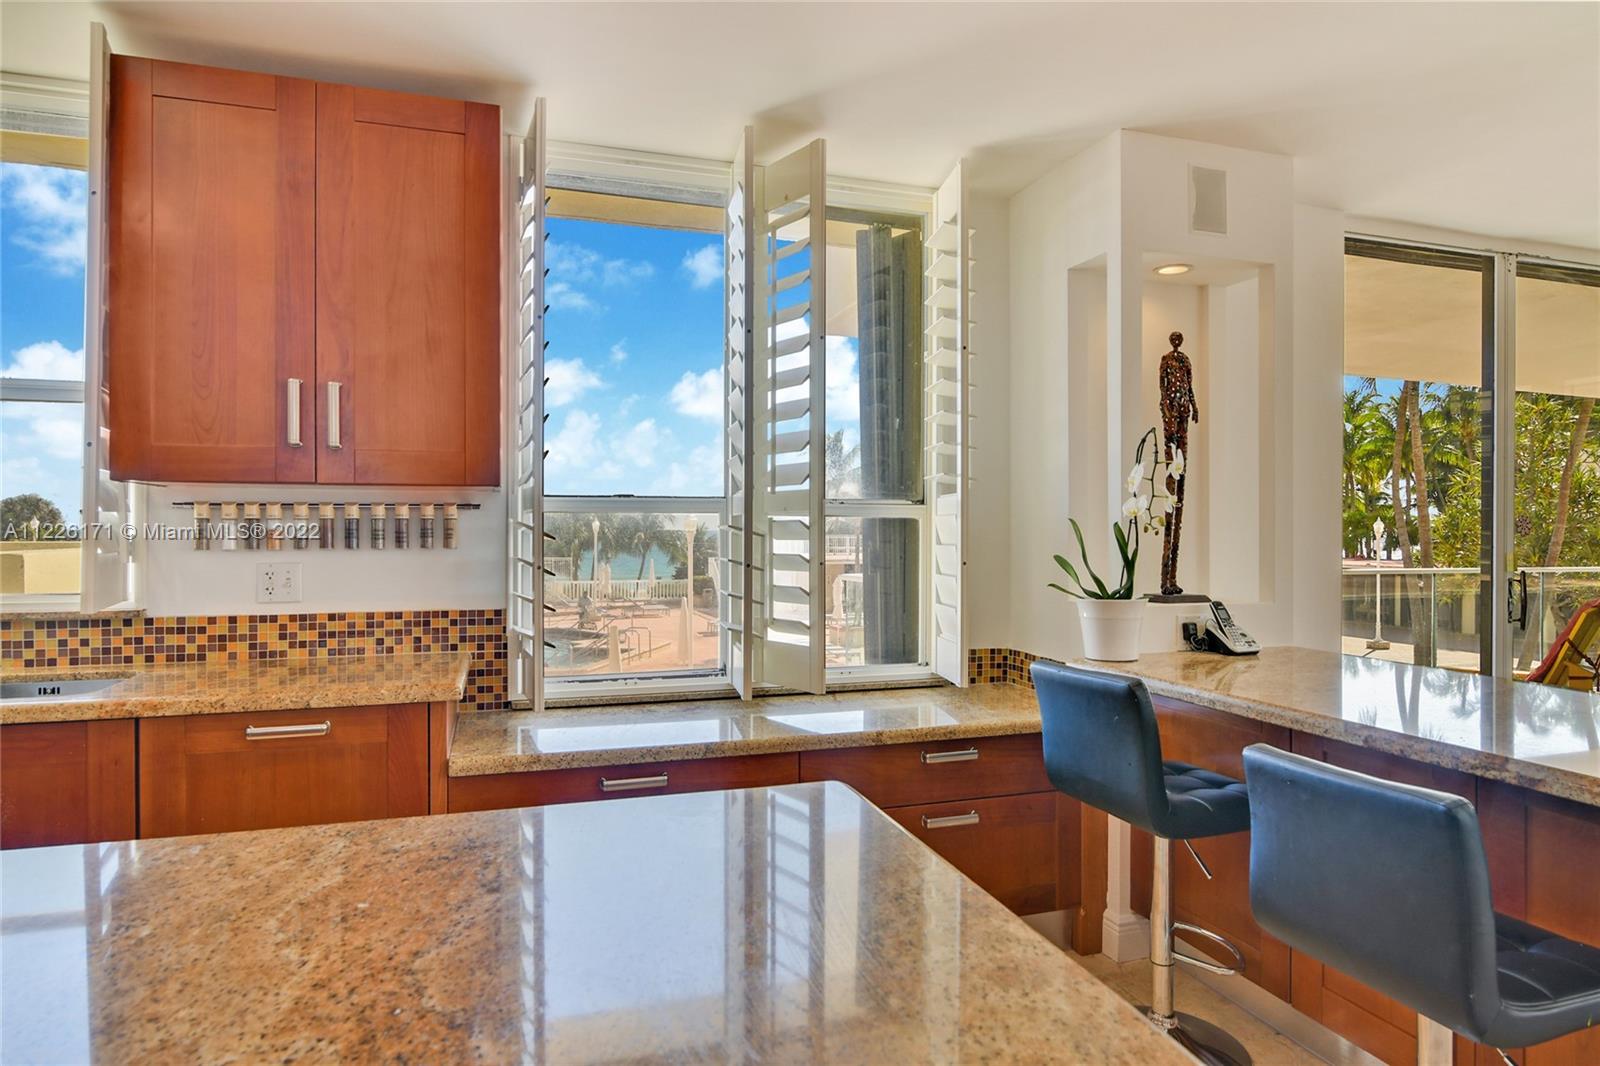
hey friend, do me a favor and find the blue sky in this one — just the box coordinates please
[1,162,88,522]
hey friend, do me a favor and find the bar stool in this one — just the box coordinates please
[1033,661,1254,1066]
[1243,744,1600,1066]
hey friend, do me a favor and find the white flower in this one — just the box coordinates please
[1125,461,1144,496]
[1137,490,1152,517]
[1168,448,1186,479]
[1154,488,1174,515]
[1122,495,1141,519]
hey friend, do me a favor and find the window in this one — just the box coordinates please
[541,184,727,683]
[1,141,88,607]
[822,207,925,670]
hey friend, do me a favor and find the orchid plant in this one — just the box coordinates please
[1049,427,1183,600]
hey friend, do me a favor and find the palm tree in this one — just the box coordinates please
[613,513,673,582]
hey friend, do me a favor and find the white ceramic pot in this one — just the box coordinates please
[1076,598,1148,661]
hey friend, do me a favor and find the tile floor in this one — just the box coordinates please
[1071,950,1328,1065]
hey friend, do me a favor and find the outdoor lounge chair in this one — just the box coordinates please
[1525,596,1600,692]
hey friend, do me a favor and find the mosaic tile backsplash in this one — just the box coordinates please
[967,647,1043,688]
[1,609,507,710]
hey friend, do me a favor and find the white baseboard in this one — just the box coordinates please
[1101,910,1152,962]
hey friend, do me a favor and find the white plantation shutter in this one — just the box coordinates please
[80,22,135,611]
[925,163,972,684]
[721,128,757,699]
[754,140,827,694]
[507,99,549,708]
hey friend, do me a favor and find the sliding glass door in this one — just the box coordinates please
[1343,237,1600,679]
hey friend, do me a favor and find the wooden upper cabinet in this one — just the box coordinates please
[315,84,501,486]
[106,57,500,486]
[108,58,316,483]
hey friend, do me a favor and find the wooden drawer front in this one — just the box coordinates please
[1,720,136,849]
[139,704,428,838]
[448,753,800,813]
[890,792,1060,915]
[798,734,1050,809]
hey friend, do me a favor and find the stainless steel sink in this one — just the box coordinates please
[0,677,128,703]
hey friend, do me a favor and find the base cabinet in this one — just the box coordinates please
[889,792,1062,914]
[0,720,136,849]
[139,703,429,838]
[448,753,799,812]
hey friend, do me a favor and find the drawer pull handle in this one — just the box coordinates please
[921,747,979,764]
[921,811,980,830]
[600,773,669,793]
[245,721,331,740]
[327,381,343,450]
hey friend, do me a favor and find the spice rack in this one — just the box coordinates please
[170,501,480,551]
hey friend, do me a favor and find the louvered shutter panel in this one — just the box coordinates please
[721,128,757,699]
[754,140,826,694]
[507,99,549,708]
[80,22,135,611]
[925,163,972,685]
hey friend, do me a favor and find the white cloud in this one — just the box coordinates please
[544,357,604,407]
[3,340,84,381]
[608,342,629,364]
[825,336,859,423]
[545,409,602,474]
[651,434,724,496]
[681,244,721,289]
[547,281,594,312]
[616,419,662,468]
[2,165,87,274]
[603,259,654,286]
[669,367,722,420]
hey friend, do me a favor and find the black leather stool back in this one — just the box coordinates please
[1243,744,1501,1041]
[1033,661,1169,834]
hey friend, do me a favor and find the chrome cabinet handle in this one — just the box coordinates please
[327,381,342,450]
[921,810,979,829]
[600,773,669,793]
[921,747,979,764]
[245,721,330,740]
[286,378,303,447]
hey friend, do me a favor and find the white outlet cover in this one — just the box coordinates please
[256,562,304,603]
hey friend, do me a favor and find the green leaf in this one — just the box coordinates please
[1047,581,1082,598]
[1068,519,1112,597]
[1051,554,1090,597]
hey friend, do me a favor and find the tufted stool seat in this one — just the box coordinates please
[1244,744,1600,1064]
[1034,661,1255,1066]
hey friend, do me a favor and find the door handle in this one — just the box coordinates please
[921,810,979,829]
[245,721,330,740]
[286,378,303,447]
[600,773,669,792]
[1508,570,1528,630]
[327,381,343,450]
[921,747,979,764]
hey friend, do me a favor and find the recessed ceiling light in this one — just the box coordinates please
[1154,263,1192,276]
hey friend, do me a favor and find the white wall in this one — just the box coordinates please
[138,483,505,616]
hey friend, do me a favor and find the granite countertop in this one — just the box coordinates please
[0,651,470,724]
[1075,648,1600,806]
[0,781,1193,1065]
[448,683,1040,777]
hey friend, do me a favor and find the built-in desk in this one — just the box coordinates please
[1074,649,1599,1066]
[0,781,1192,1064]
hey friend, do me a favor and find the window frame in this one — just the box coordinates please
[1,74,93,613]
[539,150,737,700]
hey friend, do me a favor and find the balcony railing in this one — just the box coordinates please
[1341,565,1600,672]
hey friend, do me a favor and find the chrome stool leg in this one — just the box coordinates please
[1140,836,1253,1066]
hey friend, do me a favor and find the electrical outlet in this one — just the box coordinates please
[1178,612,1209,648]
[256,562,303,604]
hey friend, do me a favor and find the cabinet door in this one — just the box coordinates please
[798,733,1052,808]
[315,84,500,486]
[108,58,315,483]
[138,704,428,838]
[448,753,799,813]
[888,792,1060,915]
[0,720,136,849]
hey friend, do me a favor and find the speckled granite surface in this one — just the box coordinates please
[0,651,469,724]
[1072,648,1600,806]
[449,683,1041,777]
[0,781,1194,1065]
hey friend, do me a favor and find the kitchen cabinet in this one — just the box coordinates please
[0,719,136,849]
[448,752,800,812]
[138,703,429,837]
[107,56,500,486]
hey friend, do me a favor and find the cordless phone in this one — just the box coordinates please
[1202,600,1260,655]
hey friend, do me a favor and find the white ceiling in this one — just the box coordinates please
[5,1,1597,250]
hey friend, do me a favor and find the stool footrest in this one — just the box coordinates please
[1172,921,1246,976]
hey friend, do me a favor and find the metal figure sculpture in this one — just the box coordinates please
[1158,331,1199,597]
